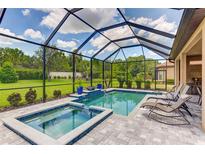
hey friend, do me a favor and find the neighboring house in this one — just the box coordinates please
[49,72,82,79]
[156,61,174,81]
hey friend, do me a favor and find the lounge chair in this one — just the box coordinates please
[196,86,202,105]
[141,95,192,125]
[147,85,192,116]
[147,83,184,101]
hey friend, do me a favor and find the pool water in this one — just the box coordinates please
[19,106,99,139]
[77,91,146,116]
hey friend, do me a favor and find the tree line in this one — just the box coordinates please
[0,47,158,83]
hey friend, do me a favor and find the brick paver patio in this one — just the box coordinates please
[0,93,205,145]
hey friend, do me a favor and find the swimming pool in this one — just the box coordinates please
[3,102,112,144]
[19,105,100,139]
[75,90,147,116]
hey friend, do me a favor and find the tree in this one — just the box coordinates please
[35,46,71,80]
[0,61,18,83]
[0,48,24,66]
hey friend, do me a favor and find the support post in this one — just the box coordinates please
[111,63,113,88]
[42,47,46,102]
[90,58,93,86]
[126,61,128,88]
[102,62,105,88]
[180,53,187,84]
[165,60,168,91]
[155,60,156,90]
[202,26,205,131]
[144,60,146,89]
[175,59,180,86]
[72,54,75,93]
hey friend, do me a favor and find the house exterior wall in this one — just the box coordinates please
[174,17,205,131]
[202,23,205,131]
[157,66,174,81]
[167,67,174,80]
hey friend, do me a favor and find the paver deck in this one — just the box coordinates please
[0,90,205,145]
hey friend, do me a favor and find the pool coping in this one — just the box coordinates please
[73,88,164,118]
[2,101,113,145]
[108,88,164,118]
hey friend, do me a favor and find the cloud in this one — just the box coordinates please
[87,49,96,55]
[40,9,67,31]
[106,43,119,52]
[145,50,163,59]
[134,17,153,26]
[56,39,77,50]
[103,25,133,40]
[130,15,177,46]
[40,8,121,35]
[59,15,94,34]
[75,8,120,29]
[22,9,30,16]
[116,38,139,47]
[89,25,134,50]
[24,28,44,40]
[131,15,176,34]
[90,35,110,49]
[0,28,24,45]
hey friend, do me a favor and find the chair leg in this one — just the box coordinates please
[199,97,202,106]
[181,105,192,117]
[147,108,190,125]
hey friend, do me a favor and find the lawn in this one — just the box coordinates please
[0,79,173,109]
[0,79,96,108]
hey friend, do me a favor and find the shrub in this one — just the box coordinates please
[167,79,174,85]
[16,69,44,80]
[117,76,125,88]
[53,90,62,98]
[7,93,22,106]
[25,88,37,104]
[144,81,151,89]
[126,80,132,88]
[135,72,144,81]
[0,62,18,83]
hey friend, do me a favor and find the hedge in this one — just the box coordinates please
[16,69,46,80]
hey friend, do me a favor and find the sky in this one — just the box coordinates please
[0,8,183,60]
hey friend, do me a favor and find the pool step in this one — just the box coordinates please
[69,93,87,98]
[70,89,104,99]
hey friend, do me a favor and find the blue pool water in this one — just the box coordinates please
[19,105,100,139]
[76,90,146,116]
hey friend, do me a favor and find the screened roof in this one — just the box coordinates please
[0,8,184,62]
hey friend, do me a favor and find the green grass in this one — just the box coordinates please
[0,79,97,108]
[0,78,173,109]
